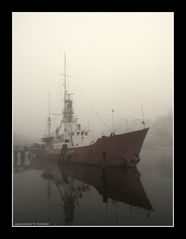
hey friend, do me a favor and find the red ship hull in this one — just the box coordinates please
[37,128,149,167]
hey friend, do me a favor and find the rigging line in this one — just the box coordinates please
[70,76,110,131]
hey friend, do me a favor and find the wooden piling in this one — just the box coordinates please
[101,151,106,170]
[14,151,17,167]
[59,144,68,164]
[101,151,108,202]
[20,151,25,166]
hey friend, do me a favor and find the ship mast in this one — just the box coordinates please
[54,53,74,144]
[141,105,146,128]
[64,53,67,114]
[63,53,68,127]
[62,53,74,143]
[48,92,51,137]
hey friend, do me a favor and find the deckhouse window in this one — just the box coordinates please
[77,132,80,136]
[65,139,69,143]
[85,132,88,136]
[81,131,84,135]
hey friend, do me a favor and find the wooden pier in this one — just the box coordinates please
[13,145,37,167]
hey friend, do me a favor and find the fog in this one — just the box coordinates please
[13,12,173,141]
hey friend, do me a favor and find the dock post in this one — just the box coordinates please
[59,144,68,164]
[101,151,106,171]
[27,151,32,165]
[14,151,17,167]
[20,150,25,166]
[101,151,107,203]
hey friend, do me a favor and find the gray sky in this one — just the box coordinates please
[13,12,173,140]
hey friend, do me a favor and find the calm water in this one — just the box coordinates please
[13,143,173,226]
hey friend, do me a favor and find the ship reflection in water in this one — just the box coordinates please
[56,162,153,225]
[13,152,156,226]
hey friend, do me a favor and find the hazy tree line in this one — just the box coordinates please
[145,111,172,148]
